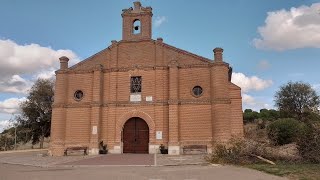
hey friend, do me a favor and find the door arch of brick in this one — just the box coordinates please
[116,110,155,147]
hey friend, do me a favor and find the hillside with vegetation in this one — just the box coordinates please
[208,82,320,179]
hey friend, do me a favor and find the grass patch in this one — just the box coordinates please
[246,163,320,180]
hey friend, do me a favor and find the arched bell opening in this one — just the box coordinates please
[133,19,141,34]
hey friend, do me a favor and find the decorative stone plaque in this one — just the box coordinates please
[156,131,162,140]
[146,96,153,102]
[130,94,141,102]
[92,126,97,135]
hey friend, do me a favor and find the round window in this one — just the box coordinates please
[192,86,203,97]
[74,90,84,101]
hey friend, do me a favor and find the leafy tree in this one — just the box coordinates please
[259,109,280,121]
[18,79,54,149]
[268,109,280,120]
[267,118,303,145]
[0,134,14,151]
[243,109,280,123]
[259,109,269,119]
[243,109,259,123]
[275,81,320,122]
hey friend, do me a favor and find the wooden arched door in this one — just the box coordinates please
[123,117,149,153]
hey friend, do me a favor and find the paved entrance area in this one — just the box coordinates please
[0,150,207,167]
[0,150,287,180]
[61,154,154,166]
[0,163,286,180]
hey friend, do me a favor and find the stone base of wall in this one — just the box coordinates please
[50,147,65,156]
[89,148,99,155]
[149,144,159,154]
[109,145,121,154]
[168,146,180,155]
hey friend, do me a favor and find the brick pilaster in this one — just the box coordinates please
[211,61,231,142]
[168,61,179,147]
[89,65,103,154]
[50,71,68,156]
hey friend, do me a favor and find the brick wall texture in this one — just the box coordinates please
[50,2,243,156]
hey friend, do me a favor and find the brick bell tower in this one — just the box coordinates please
[122,1,153,41]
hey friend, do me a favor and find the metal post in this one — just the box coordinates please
[154,147,158,166]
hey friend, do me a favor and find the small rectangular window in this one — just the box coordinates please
[130,76,142,93]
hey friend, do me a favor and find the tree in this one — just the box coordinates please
[267,118,303,145]
[259,109,280,121]
[0,132,14,151]
[243,109,259,123]
[275,81,320,122]
[18,79,54,149]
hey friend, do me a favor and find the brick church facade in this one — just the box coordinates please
[50,2,243,156]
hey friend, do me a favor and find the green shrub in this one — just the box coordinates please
[267,118,302,145]
[296,124,320,163]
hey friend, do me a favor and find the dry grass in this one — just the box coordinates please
[15,138,50,150]
[247,163,320,180]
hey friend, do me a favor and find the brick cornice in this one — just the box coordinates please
[53,98,233,108]
[66,64,218,74]
[55,70,69,74]
[119,39,154,44]
[179,99,211,105]
[179,64,210,69]
[212,98,231,104]
[210,62,229,68]
[121,12,153,17]
[65,102,92,108]
[52,103,65,108]
[68,70,94,74]
[91,102,103,107]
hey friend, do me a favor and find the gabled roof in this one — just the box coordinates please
[162,42,213,64]
[69,39,215,70]
[69,46,111,70]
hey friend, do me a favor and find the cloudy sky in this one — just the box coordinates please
[0,0,319,132]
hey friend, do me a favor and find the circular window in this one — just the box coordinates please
[192,86,203,97]
[74,90,84,101]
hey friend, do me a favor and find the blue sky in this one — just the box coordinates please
[0,0,320,132]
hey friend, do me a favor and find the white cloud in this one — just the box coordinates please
[253,3,320,50]
[35,69,56,80]
[154,16,167,27]
[231,72,273,92]
[0,39,78,94]
[242,94,272,111]
[0,75,32,94]
[0,120,11,133]
[0,97,26,114]
[257,60,271,70]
